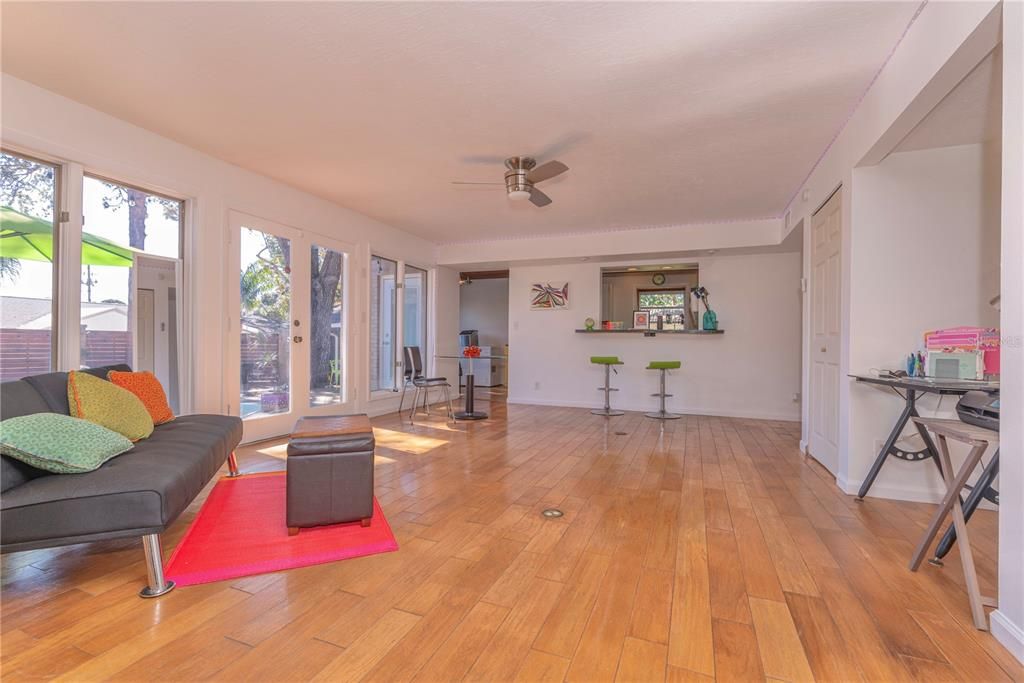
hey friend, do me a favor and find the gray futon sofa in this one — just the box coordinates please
[1,365,243,597]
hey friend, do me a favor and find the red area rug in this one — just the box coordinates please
[164,472,398,587]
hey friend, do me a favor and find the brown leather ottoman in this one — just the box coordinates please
[287,415,375,535]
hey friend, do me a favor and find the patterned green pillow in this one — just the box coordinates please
[68,370,154,441]
[0,413,134,474]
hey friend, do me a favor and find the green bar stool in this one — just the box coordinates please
[645,361,682,420]
[591,356,624,416]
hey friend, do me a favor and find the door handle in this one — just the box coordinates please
[293,336,303,343]
[820,346,827,353]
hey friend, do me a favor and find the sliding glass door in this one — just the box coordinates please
[230,212,352,442]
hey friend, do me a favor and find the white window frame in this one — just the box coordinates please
[1,143,194,411]
[367,251,431,400]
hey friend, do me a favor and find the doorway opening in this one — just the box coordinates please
[458,270,509,403]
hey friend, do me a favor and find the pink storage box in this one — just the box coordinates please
[924,326,1000,375]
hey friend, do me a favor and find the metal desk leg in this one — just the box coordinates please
[857,400,914,499]
[933,450,999,562]
[857,389,943,500]
[935,437,990,630]
[909,438,988,572]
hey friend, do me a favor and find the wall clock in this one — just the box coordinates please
[652,273,666,285]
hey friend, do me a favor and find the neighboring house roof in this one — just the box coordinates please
[0,296,52,328]
[1,296,128,331]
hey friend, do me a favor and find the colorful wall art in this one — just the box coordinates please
[530,282,569,310]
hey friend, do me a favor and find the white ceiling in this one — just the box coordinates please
[1,2,922,244]
[895,48,1002,153]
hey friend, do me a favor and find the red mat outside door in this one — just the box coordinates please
[164,472,398,587]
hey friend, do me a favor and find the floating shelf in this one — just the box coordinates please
[574,329,724,336]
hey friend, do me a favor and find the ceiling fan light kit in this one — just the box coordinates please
[453,155,569,207]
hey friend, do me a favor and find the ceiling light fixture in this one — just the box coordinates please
[508,189,531,202]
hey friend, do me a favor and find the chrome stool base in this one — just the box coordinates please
[592,408,625,417]
[593,362,623,417]
[645,364,681,420]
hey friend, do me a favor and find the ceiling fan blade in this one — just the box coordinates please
[451,181,505,185]
[527,160,569,184]
[529,188,553,207]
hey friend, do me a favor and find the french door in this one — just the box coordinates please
[228,212,354,442]
[809,188,842,474]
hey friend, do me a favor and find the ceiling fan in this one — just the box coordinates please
[452,156,569,207]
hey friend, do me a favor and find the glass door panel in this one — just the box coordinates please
[240,227,292,420]
[0,152,58,380]
[403,265,427,356]
[370,255,397,392]
[81,176,183,370]
[309,243,345,407]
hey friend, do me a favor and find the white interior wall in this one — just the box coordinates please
[993,0,1024,662]
[1,74,439,421]
[844,143,1002,501]
[508,252,801,420]
[775,0,1020,656]
[787,0,1002,456]
[431,266,462,399]
[459,278,509,348]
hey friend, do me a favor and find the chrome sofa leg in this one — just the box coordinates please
[227,450,241,477]
[139,533,175,598]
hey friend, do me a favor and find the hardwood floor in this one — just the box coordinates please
[2,400,1020,682]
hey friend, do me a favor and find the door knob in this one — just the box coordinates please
[293,336,303,343]
[820,346,827,353]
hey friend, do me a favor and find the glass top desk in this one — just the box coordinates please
[435,355,507,420]
[849,374,999,499]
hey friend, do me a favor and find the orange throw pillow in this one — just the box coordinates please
[107,371,175,425]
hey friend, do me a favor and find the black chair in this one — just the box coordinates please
[399,346,454,422]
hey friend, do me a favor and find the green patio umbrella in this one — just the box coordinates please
[0,205,141,266]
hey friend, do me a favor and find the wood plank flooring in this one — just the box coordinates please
[2,400,1020,682]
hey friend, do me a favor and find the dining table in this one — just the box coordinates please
[435,354,506,420]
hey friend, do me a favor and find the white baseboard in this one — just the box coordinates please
[991,610,1024,664]
[837,474,998,509]
[799,439,809,455]
[505,396,800,423]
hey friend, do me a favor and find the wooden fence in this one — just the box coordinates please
[0,328,132,381]
[0,329,51,382]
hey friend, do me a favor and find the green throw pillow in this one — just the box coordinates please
[68,370,154,441]
[0,413,134,474]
